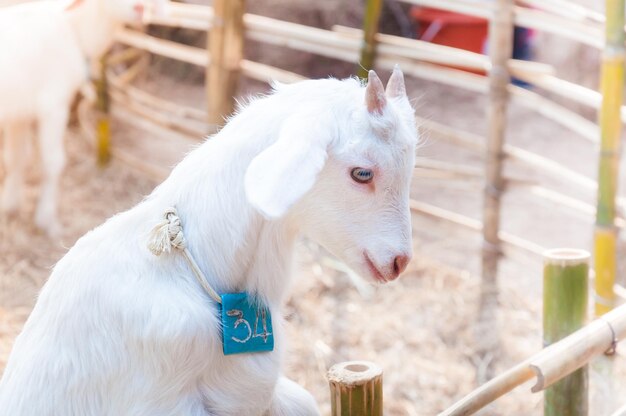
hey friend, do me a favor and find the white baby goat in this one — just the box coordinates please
[0,69,418,415]
[0,0,163,237]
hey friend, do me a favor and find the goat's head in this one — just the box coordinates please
[245,68,418,283]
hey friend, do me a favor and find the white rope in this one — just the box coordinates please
[147,207,222,304]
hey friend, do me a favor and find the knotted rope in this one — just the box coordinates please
[147,207,222,304]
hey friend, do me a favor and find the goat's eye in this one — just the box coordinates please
[350,167,374,184]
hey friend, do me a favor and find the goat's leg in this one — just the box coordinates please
[35,109,68,237]
[266,376,319,416]
[1,121,28,216]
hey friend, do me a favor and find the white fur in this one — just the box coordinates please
[0,0,163,237]
[0,74,418,415]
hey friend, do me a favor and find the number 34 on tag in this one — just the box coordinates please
[220,293,274,355]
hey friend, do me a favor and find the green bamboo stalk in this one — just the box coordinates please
[594,0,625,317]
[96,54,110,165]
[543,249,589,416]
[328,361,383,416]
[357,0,383,79]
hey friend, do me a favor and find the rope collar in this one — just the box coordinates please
[147,207,222,304]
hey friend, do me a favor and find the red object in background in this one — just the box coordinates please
[410,7,488,55]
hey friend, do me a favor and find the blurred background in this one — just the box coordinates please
[1,0,625,415]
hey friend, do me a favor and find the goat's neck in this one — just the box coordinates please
[160,130,299,307]
[65,1,120,59]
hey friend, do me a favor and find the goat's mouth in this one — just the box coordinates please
[364,252,387,283]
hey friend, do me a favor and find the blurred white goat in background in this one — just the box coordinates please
[0,0,165,237]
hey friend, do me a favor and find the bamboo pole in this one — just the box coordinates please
[207,0,244,125]
[328,361,383,416]
[409,199,545,257]
[357,0,383,78]
[543,249,589,416]
[438,303,626,416]
[515,0,604,23]
[115,27,208,67]
[480,0,514,359]
[594,0,625,317]
[96,54,111,165]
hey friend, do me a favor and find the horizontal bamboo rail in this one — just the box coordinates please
[108,70,207,122]
[516,0,603,23]
[114,28,304,85]
[438,303,626,416]
[400,0,603,48]
[416,118,597,189]
[409,199,545,256]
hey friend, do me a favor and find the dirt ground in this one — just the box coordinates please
[1,0,626,415]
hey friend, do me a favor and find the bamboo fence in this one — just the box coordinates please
[84,0,626,305]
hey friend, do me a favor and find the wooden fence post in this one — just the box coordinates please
[328,361,383,416]
[207,0,245,126]
[477,0,514,379]
[96,54,111,165]
[357,0,383,79]
[594,0,625,317]
[543,249,589,416]
[481,0,514,293]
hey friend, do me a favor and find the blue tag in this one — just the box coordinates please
[220,292,274,355]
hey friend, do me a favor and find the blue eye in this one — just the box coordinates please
[351,167,374,184]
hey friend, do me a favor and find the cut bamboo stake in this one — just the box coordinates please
[96,53,111,165]
[438,303,626,416]
[357,0,383,78]
[480,0,514,356]
[595,0,625,317]
[328,361,383,416]
[207,0,244,125]
[543,249,589,416]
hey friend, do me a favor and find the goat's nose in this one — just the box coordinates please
[391,254,410,280]
[134,3,145,15]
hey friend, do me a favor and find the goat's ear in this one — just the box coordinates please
[386,66,406,98]
[365,70,386,115]
[245,115,330,219]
